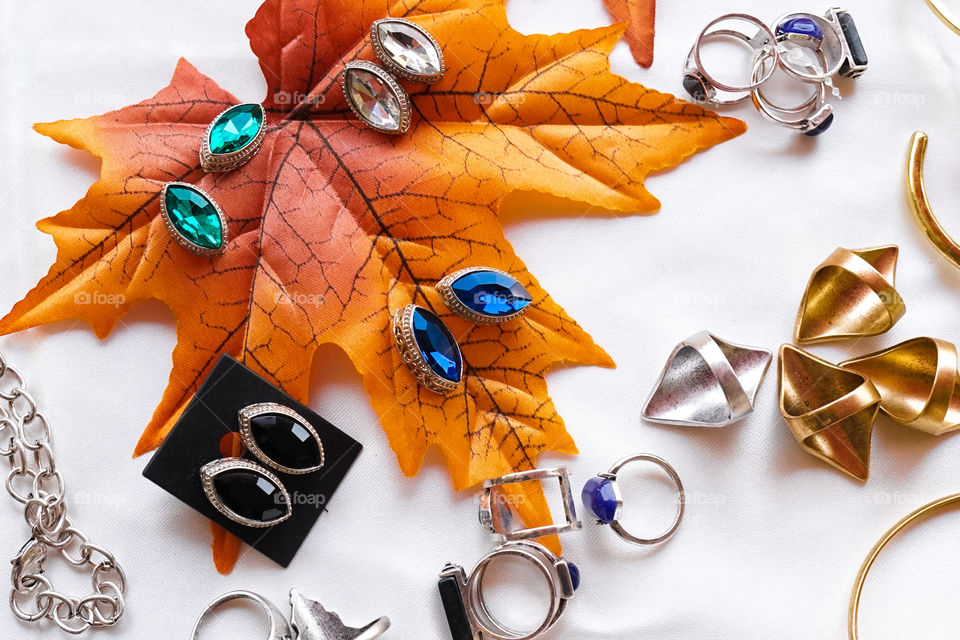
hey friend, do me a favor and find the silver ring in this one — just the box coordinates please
[685,13,780,101]
[773,9,868,82]
[191,590,292,640]
[750,51,835,136]
[480,468,581,541]
[440,541,577,640]
[581,454,685,546]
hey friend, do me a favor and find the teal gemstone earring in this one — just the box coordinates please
[200,103,266,172]
[160,182,228,257]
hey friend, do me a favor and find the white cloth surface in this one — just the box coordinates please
[2,1,960,638]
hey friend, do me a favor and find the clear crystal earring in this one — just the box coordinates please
[342,17,445,134]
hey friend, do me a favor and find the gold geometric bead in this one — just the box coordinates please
[778,344,881,481]
[794,245,906,345]
[841,337,960,436]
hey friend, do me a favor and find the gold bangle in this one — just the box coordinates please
[907,131,960,270]
[848,493,960,639]
[926,0,960,35]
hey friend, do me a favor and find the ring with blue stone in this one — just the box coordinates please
[200,103,266,172]
[439,540,578,640]
[749,50,836,136]
[393,304,463,394]
[582,454,685,546]
[773,9,868,82]
[437,266,533,324]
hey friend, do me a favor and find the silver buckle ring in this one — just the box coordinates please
[480,468,581,541]
[440,541,577,640]
[686,13,780,99]
[584,454,685,546]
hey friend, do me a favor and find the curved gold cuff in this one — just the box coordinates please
[794,246,905,345]
[907,131,960,270]
[926,0,960,35]
[849,493,960,640]
[778,344,881,481]
[841,337,960,435]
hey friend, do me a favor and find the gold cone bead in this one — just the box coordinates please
[794,245,905,344]
[778,344,881,481]
[841,337,960,436]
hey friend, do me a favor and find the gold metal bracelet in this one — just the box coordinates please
[907,131,960,270]
[848,493,960,639]
[926,0,960,35]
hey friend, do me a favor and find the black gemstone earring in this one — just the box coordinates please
[200,402,325,528]
[200,458,292,528]
[238,402,326,475]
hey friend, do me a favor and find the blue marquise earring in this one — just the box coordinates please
[393,304,463,394]
[200,103,266,172]
[160,182,228,257]
[436,267,532,324]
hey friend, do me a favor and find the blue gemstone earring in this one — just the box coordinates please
[393,304,463,393]
[436,267,533,324]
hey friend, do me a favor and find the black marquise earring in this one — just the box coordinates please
[238,402,326,474]
[200,402,325,527]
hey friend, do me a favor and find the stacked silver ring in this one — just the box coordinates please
[683,8,868,135]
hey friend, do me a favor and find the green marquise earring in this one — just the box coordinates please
[200,103,266,172]
[160,182,228,257]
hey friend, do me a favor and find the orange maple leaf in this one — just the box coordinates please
[0,0,744,572]
[603,0,657,67]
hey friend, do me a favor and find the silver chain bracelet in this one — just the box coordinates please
[0,350,125,633]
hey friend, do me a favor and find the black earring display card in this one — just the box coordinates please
[142,354,362,567]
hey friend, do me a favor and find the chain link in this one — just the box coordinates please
[1,353,125,632]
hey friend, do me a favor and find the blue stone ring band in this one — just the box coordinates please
[750,49,835,136]
[582,454,685,546]
[773,9,868,82]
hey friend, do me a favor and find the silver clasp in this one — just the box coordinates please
[11,537,46,591]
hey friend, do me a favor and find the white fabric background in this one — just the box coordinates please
[2,1,960,638]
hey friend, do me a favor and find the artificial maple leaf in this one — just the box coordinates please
[603,0,657,67]
[0,0,744,572]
